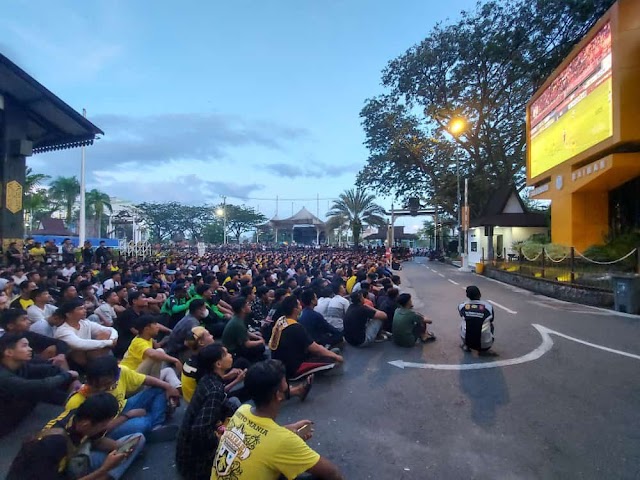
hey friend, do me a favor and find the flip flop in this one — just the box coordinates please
[300,375,314,402]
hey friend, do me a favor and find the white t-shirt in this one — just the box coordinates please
[103,278,119,290]
[29,319,56,338]
[27,304,58,324]
[325,295,350,330]
[62,266,76,279]
[94,303,117,326]
[54,319,118,351]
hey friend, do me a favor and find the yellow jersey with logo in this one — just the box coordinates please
[211,404,319,479]
[119,336,153,371]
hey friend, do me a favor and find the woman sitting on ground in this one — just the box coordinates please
[181,326,248,403]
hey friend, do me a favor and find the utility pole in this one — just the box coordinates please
[79,108,87,246]
[221,195,227,245]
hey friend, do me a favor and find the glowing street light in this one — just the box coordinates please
[448,117,467,136]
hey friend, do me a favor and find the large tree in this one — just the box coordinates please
[222,204,267,243]
[360,0,616,216]
[49,176,80,225]
[327,189,386,246]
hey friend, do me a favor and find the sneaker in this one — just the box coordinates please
[147,424,179,443]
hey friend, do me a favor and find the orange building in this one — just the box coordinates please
[526,0,640,251]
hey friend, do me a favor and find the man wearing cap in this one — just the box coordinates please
[458,286,495,353]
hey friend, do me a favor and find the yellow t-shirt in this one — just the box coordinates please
[346,275,357,294]
[181,358,198,403]
[63,365,146,415]
[211,404,320,480]
[119,336,153,371]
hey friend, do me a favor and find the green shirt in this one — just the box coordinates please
[221,315,248,353]
[392,307,421,347]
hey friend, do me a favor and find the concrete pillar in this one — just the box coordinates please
[0,97,30,253]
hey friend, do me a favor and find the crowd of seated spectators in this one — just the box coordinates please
[1,240,436,479]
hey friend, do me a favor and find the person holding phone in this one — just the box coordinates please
[7,393,145,480]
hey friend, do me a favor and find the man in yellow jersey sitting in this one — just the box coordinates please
[211,359,344,479]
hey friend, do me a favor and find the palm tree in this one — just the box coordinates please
[25,167,50,192]
[327,188,387,246]
[86,189,112,237]
[49,176,80,225]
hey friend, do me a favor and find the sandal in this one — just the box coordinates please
[299,375,314,403]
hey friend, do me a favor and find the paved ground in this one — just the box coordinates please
[2,259,639,479]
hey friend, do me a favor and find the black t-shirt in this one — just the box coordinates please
[114,309,141,357]
[271,323,313,378]
[343,304,376,346]
[7,434,67,480]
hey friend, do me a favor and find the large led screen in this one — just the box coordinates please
[529,22,613,178]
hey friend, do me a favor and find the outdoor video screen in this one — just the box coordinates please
[529,22,613,178]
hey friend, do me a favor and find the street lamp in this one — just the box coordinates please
[216,196,227,245]
[447,117,468,270]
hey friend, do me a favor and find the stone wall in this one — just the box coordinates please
[483,267,614,308]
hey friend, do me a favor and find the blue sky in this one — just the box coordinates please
[4,0,478,228]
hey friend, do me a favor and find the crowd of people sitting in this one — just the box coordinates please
[0,240,483,480]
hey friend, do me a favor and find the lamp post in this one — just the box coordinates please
[216,196,227,245]
[447,117,469,271]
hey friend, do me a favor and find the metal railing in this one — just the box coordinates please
[481,245,639,291]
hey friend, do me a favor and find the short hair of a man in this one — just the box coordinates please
[274,288,288,302]
[245,359,287,408]
[195,344,226,381]
[75,392,119,423]
[0,309,28,329]
[281,295,299,317]
[0,332,25,358]
[397,293,412,308]
[189,298,206,314]
[387,288,400,300]
[19,280,30,291]
[195,284,210,296]
[30,288,48,301]
[255,286,270,298]
[57,299,84,317]
[350,291,363,305]
[230,296,248,315]
[135,315,158,332]
[86,355,119,384]
[299,289,316,307]
[331,282,343,296]
[128,291,144,303]
[466,285,481,301]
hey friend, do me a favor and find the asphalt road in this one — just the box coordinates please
[2,259,639,479]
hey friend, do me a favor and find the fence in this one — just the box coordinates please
[481,245,639,292]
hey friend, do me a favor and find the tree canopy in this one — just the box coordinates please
[359,0,616,217]
[327,188,387,246]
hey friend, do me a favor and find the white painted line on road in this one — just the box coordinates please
[438,273,445,278]
[430,268,437,273]
[388,324,640,370]
[487,299,517,314]
[448,279,459,285]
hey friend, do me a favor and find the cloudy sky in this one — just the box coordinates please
[4,0,477,228]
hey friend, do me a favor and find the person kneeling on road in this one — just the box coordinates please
[458,285,496,355]
[7,392,145,480]
[392,293,436,347]
[211,359,345,480]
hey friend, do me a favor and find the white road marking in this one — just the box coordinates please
[448,279,459,285]
[388,324,640,370]
[487,299,517,314]
[438,273,445,278]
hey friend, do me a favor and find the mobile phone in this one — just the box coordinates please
[296,424,312,437]
[116,436,141,454]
